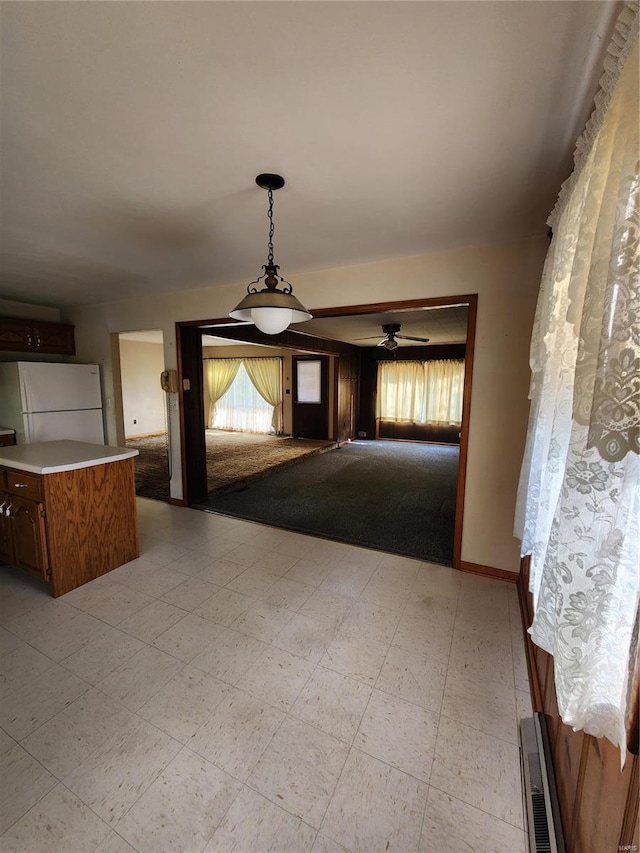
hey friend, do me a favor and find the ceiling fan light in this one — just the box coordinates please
[383,338,398,350]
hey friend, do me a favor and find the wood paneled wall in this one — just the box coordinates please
[518,558,639,852]
[335,348,360,446]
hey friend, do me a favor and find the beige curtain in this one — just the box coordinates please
[376,359,464,424]
[376,361,425,422]
[423,359,465,424]
[204,358,241,427]
[244,357,283,433]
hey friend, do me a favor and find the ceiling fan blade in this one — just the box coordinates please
[353,335,385,341]
[396,334,430,343]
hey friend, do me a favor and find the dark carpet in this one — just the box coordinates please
[196,440,459,566]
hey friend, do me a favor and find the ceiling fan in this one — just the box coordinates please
[356,323,430,350]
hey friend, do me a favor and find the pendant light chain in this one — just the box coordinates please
[267,187,275,267]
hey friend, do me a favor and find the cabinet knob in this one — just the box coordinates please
[13,483,28,488]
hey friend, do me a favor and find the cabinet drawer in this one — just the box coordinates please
[4,470,43,501]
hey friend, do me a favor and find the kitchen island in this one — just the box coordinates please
[0,440,139,596]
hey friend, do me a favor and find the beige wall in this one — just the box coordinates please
[119,338,166,438]
[0,298,61,323]
[63,235,547,573]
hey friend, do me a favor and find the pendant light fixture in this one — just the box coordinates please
[229,173,312,335]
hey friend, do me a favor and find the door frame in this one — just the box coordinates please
[176,293,477,569]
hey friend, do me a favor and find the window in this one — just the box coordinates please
[296,359,322,403]
[376,359,464,425]
[213,362,276,434]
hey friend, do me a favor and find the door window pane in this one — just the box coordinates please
[297,360,321,403]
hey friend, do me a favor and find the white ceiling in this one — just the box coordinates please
[0,1,618,309]
[293,305,469,348]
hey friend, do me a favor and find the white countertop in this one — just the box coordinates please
[0,440,139,474]
[0,429,15,436]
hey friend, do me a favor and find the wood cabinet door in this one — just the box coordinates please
[0,491,13,565]
[32,322,75,355]
[9,496,49,580]
[0,318,34,352]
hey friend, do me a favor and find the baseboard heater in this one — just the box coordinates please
[520,713,566,853]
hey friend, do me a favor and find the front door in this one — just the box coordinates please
[292,355,329,440]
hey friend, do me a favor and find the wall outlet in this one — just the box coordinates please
[358,431,367,438]
[133,419,137,424]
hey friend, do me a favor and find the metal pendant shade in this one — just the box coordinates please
[230,174,312,335]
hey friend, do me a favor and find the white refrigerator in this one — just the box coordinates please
[0,361,105,444]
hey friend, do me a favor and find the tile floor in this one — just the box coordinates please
[0,498,532,852]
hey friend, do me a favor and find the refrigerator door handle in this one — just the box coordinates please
[24,412,33,443]
[19,374,32,415]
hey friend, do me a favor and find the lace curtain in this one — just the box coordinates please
[514,5,639,758]
[376,359,464,424]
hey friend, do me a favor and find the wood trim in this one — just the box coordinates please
[620,757,639,846]
[176,324,207,505]
[167,497,186,507]
[453,293,476,569]
[516,568,543,712]
[176,294,479,328]
[459,559,518,583]
[332,357,339,441]
[626,641,639,755]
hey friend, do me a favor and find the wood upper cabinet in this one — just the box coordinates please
[0,317,75,355]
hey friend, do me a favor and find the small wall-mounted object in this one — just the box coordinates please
[160,369,179,393]
[0,317,75,355]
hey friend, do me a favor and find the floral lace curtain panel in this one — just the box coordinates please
[514,3,639,760]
